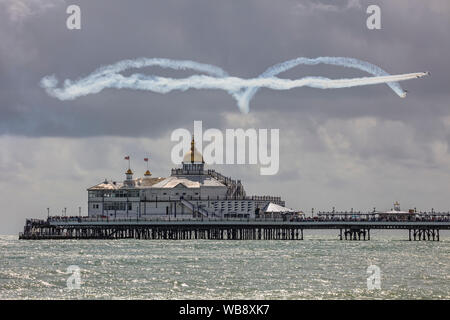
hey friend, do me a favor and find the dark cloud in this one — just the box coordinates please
[1,0,449,138]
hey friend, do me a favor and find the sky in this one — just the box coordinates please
[0,0,449,234]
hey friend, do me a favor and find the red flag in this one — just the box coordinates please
[144,158,148,162]
[124,156,130,160]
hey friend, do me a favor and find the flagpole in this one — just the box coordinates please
[125,156,131,170]
[144,155,150,170]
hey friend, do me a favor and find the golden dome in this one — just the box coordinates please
[144,170,152,177]
[182,137,204,163]
[126,169,133,175]
[183,148,204,163]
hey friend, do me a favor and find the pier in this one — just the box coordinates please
[19,216,450,241]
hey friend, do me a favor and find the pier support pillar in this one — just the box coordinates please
[411,228,440,241]
[342,228,371,241]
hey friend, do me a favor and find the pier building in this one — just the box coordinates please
[87,138,289,219]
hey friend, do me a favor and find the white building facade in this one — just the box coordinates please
[87,139,285,219]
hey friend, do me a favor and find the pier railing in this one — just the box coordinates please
[20,214,450,241]
[44,214,450,224]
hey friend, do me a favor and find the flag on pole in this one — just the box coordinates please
[124,156,131,170]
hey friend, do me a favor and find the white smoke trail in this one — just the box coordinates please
[234,57,413,113]
[40,57,428,113]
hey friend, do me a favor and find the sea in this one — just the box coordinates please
[1,231,449,299]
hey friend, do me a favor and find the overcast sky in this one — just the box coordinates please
[1,0,449,234]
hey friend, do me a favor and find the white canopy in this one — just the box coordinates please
[379,210,413,214]
[263,202,295,213]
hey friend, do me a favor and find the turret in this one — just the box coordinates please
[181,136,205,174]
[143,157,151,178]
[123,155,134,186]
[126,168,133,180]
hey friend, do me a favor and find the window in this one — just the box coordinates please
[89,191,106,198]
[103,202,130,211]
[128,191,139,197]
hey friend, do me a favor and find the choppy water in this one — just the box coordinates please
[1,231,449,299]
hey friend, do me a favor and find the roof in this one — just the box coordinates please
[263,202,294,213]
[88,181,123,190]
[88,177,165,190]
[135,177,165,187]
[151,175,225,189]
[88,173,226,190]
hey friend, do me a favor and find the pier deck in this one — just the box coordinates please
[19,217,450,241]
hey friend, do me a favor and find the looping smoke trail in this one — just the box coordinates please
[40,57,428,113]
[234,57,413,113]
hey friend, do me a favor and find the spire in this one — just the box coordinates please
[180,134,205,174]
[182,135,204,166]
[191,136,195,163]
